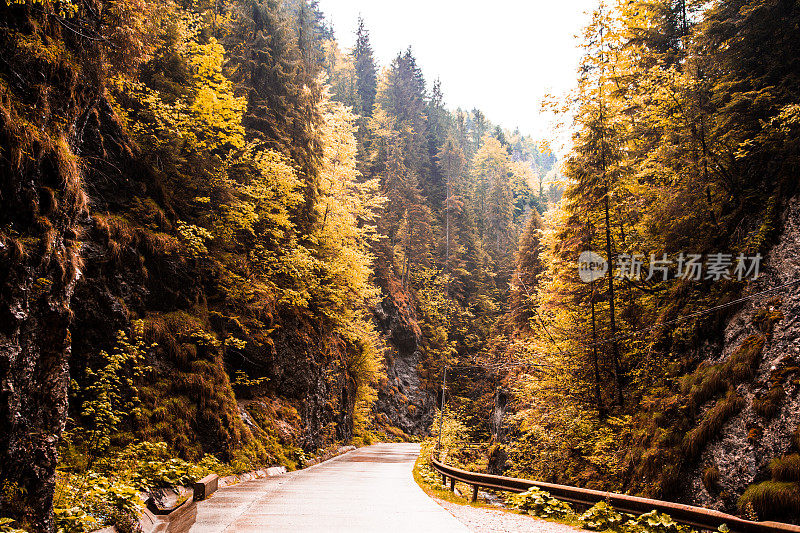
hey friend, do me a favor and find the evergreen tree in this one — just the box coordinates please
[353,16,378,117]
[511,211,545,332]
[438,136,466,274]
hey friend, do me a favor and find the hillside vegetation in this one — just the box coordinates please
[1,0,799,531]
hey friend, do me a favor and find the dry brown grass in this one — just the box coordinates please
[682,389,744,460]
[738,481,800,520]
[753,385,785,419]
[770,455,800,483]
[703,464,721,492]
[55,134,88,217]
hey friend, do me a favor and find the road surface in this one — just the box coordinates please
[163,443,471,532]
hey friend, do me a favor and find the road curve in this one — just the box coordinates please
[164,443,470,532]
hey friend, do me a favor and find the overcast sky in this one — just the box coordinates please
[316,0,598,145]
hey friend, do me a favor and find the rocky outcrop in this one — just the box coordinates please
[682,197,800,515]
[372,273,434,436]
[0,4,103,530]
[490,388,509,441]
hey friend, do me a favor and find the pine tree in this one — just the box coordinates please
[294,0,331,73]
[511,211,544,332]
[353,16,377,117]
[438,136,466,278]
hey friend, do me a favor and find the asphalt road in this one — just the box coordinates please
[164,443,470,532]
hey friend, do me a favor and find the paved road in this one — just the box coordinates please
[164,443,470,532]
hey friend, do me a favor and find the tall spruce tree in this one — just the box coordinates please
[353,17,378,118]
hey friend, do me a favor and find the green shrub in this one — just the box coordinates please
[53,507,99,533]
[131,457,212,489]
[416,462,442,487]
[628,510,684,533]
[507,487,574,519]
[69,321,153,465]
[54,471,143,531]
[429,408,470,453]
[83,473,142,516]
[580,501,628,531]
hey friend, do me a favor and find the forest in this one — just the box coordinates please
[0,0,798,532]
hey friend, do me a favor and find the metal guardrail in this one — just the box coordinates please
[429,453,800,533]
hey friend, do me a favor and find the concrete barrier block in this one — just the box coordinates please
[193,474,219,501]
[266,466,286,476]
[137,508,159,533]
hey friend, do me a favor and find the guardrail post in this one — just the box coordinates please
[441,473,447,486]
[471,485,478,503]
[450,478,455,491]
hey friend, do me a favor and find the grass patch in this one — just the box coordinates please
[681,390,744,460]
[626,333,764,498]
[702,465,720,492]
[753,385,785,420]
[770,455,800,483]
[738,481,800,521]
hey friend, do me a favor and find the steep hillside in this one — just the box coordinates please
[0,3,104,531]
[373,268,433,437]
[479,0,800,525]
[0,1,384,530]
[684,198,800,518]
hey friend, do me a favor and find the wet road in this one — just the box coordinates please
[164,443,470,532]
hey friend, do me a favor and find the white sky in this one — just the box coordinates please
[316,0,598,145]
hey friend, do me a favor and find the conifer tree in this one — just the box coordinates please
[438,136,466,278]
[353,16,378,117]
[511,211,544,332]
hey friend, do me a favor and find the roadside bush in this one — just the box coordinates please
[629,510,685,533]
[53,507,99,533]
[0,518,27,533]
[507,487,574,519]
[580,501,628,530]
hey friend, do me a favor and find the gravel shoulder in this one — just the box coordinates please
[433,497,585,533]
